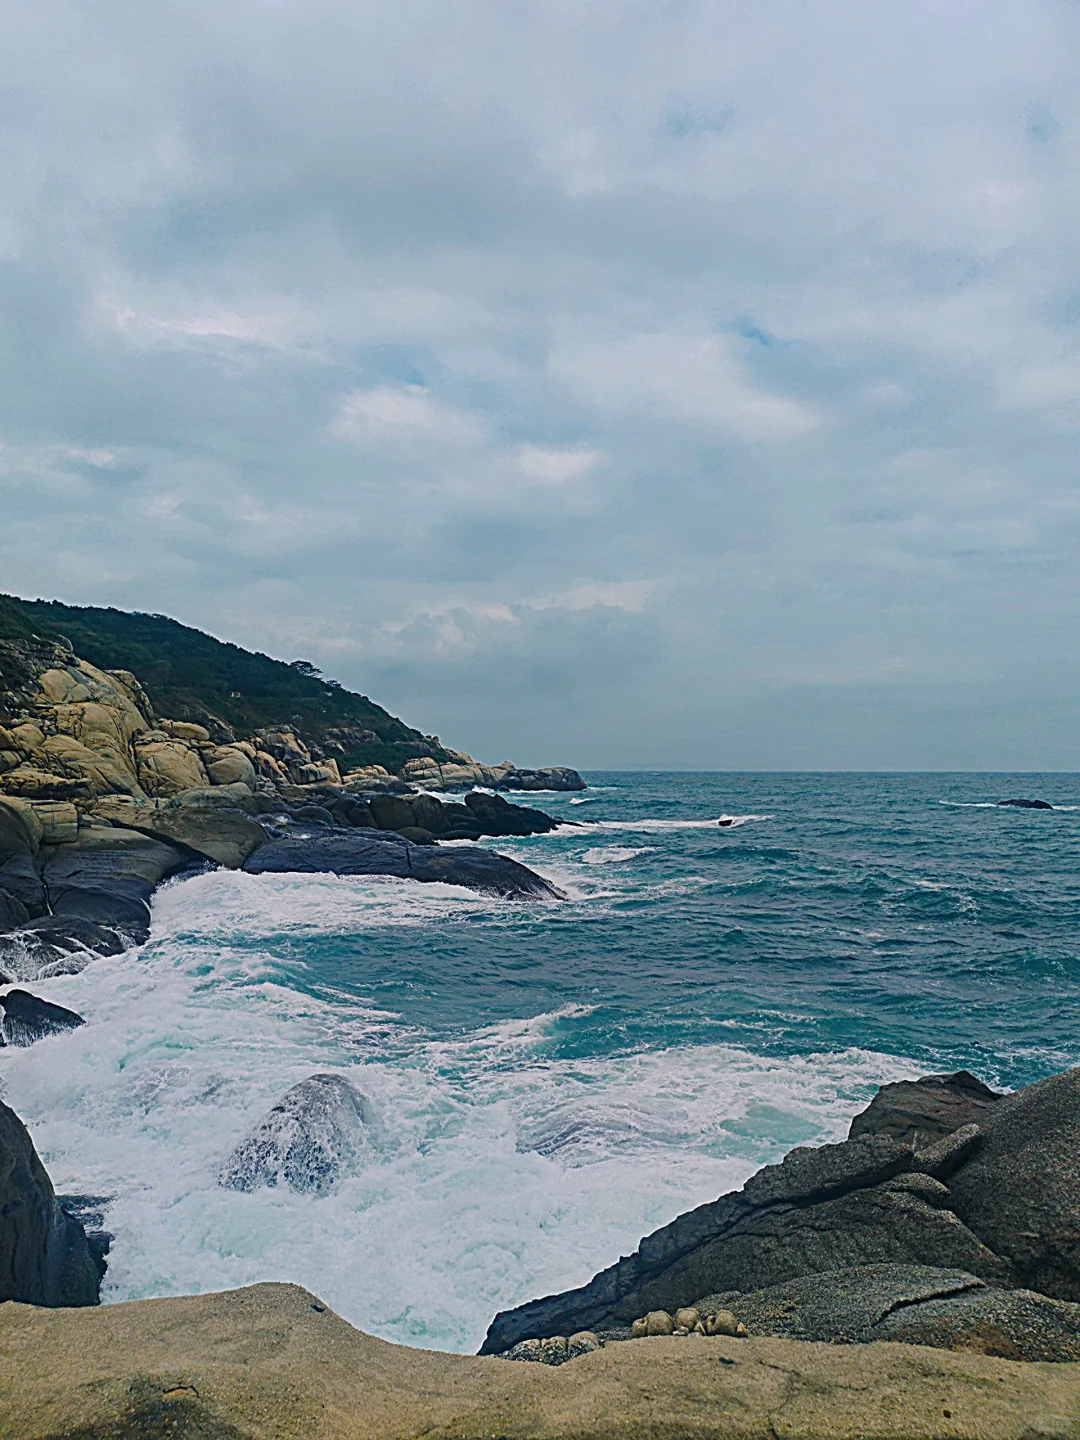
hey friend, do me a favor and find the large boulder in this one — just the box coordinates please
[219,1074,368,1195]
[0,796,42,860]
[42,827,191,944]
[134,738,210,796]
[479,1134,1011,1353]
[243,831,561,899]
[0,854,45,918]
[0,1098,101,1306]
[848,1070,1003,1145]
[202,745,257,788]
[106,790,268,869]
[948,1066,1080,1301]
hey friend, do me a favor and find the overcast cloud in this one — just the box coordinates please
[2,0,1079,768]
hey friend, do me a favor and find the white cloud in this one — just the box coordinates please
[330,385,485,448]
[515,444,601,484]
[550,330,819,441]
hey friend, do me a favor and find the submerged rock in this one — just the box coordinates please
[219,1073,369,1195]
[0,988,85,1045]
[997,798,1054,809]
[0,1098,101,1306]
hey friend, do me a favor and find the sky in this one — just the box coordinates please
[2,0,1079,770]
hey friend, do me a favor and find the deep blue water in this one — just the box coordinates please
[2,771,1077,1350]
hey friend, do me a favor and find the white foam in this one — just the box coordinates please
[0,869,918,1356]
[581,846,655,865]
[557,814,770,833]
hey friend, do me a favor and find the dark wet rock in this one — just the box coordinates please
[997,798,1054,809]
[479,1131,1009,1354]
[219,1073,369,1195]
[0,797,40,862]
[463,791,559,836]
[397,826,437,844]
[326,796,375,828]
[56,1194,112,1277]
[43,827,190,944]
[697,1264,987,1343]
[0,887,30,932]
[948,1065,1080,1301]
[873,1284,1080,1360]
[367,793,418,832]
[0,1097,101,1305]
[289,804,335,827]
[244,831,562,899]
[0,988,85,1045]
[693,1263,1080,1360]
[0,917,128,980]
[496,766,586,792]
[913,1122,984,1180]
[0,853,47,917]
[848,1070,1002,1145]
[741,1135,914,1207]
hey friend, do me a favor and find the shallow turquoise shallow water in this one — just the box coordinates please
[1,771,1077,1351]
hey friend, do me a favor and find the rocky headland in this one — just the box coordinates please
[0,595,582,981]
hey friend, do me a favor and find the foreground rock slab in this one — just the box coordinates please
[3,1282,1080,1440]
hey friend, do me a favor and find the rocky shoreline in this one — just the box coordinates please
[3,1063,1080,1436]
[0,637,576,981]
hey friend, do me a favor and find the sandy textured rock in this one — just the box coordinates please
[135,738,210,796]
[2,1282,1080,1439]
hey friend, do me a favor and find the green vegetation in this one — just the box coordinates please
[0,595,450,775]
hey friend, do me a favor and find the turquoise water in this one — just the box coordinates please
[0,771,1077,1350]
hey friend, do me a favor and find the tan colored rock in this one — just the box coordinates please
[203,745,257,788]
[28,801,79,845]
[645,1310,674,1336]
[707,1309,740,1337]
[132,799,266,868]
[161,720,211,743]
[293,759,342,786]
[2,1281,1080,1440]
[135,740,210,796]
[0,726,15,749]
[38,734,141,796]
[0,765,90,800]
[630,1317,648,1339]
[255,751,289,782]
[674,1308,700,1332]
[0,750,20,774]
[8,723,45,753]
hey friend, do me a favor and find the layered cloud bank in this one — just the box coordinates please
[2,0,1079,767]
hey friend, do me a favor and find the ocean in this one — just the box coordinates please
[1,771,1078,1353]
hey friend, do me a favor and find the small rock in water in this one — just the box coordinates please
[645,1310,675,1336]
[219,1073,368,1195]
[0,988,85,1046]
[996,798,1054,809]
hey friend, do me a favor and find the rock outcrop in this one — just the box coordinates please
[219,1074,369,1195]
[481,1065,1080,1364]
[0,1098,102,1307]
[3,1281,1080,1440]
[400,753,585,792]
[244,831,563,900]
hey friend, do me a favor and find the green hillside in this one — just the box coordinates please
[0,595,449,775]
